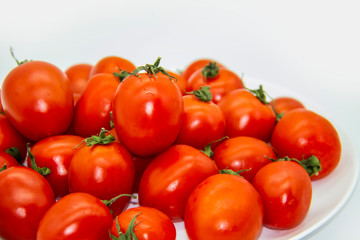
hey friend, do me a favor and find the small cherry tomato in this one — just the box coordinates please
[89,56,136,78]
[182,58,225,82]
[185,173,263,240]
[138,144,218,221]
[1,61,74,141]
[110,206,176,240]
[0,166,55,240]
[36,192,113,240]
[213,136,276,182]
[270,108,341,180]
[270,96,305,116]
[252,161,312,229]
[27,135,84,197]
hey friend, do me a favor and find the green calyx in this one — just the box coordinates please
[277,155,322,177]
[113,69,131,82]
[130,57,176,81]
[201,136,229,158]
[186,86,213,102]
[109,111,115,129]
[27,143,51,176]
[219,168,249,176]
[0,111,5,115]
[5,147,23,164]
[102,194,137,207]
[201,61,219,82]
[0,164,7,172]
[10,47,29,65]
[76,128,115,148]
[109,213,141,240]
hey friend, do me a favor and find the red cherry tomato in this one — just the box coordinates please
[185,173,263,240]
[68,141,135,217]
[138,144,218,221]
[89,56,136,78]
[187,67,244,103]
[252,161,312,229]
[270,96,305,116]
[182,58,225,82]
[1,61,74,141]
[112,72,183,157]
[65,63,92,104]
[36,192,113,240]
[26,135,84,197]
[270,108,341,180]
[0,114,27,161]
[0,166,55,240]
[175,94,226,149]
[110,206,176,240]
[218,88,276,141]
[73,73,120,137]
[213,136,276,182]
[0,151,19,169]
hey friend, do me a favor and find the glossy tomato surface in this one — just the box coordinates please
[270,96,305,116]
[68,142,135,217]
[112,72,183,157]
[213,136,276,182]
[110,206,176,240]
[0,166,55,240]
[175,95,226,149]
[138,144,218,221]
[27,135,83,197]
[73,73,119,137]
[1,61,74,141]
[218,89,276,141]
[36,192,113,240]
[89,55,136,78]
[185,173,263,240]
[252,161,312,229]
[270,108,341,180]
[182,58,225,82]
[65,63,92,104]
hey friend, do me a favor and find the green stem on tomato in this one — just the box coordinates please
[0,164,7,172]
[27,143,51,176]
[277,155,321,177]
[10,47,29,65]
[109,213,141,240]
[130,57,176,81]
[102,194,137,207]
[5,147,23,164]
[186,86,213,102]
[201,61,219,83]
[201,136,229,158]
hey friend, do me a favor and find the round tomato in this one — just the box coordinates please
[73,73,120,137]
[270,108,341,180]
[213,136,276,182]
[65,63,92,104]
[26,135,84,197]
[110,206,176,240]
[252,161,312,229]
[89,55,136,78]
[112,66,183,157]
[270,96,305,116]
[187,63,244,103]
[138,144,218,221]
[185,173,263,240]
[68,138,135,217]
[0,166,55,240]
[175,93,226,150]
[0,151,19,170]
[36,192,113,240]
[1,61,74,141]
[218,88,276,141]
[182,58,225,82]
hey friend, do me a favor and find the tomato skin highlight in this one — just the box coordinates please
[252,161,312,229]
[138,144,218,221]
[213,136,276,182]
[68,142,135,217]
[1,61,74,141]
[218,89,276,141]
[270,108,341,180]
[73,73,119,137]
[36,192,113,240]
[112,72,183,157]
[110,206,176,240]
[185,174,263,240]
[0,166,55,240]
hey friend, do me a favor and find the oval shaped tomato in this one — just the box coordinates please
[0,114,27,161]
[0,151,19,170]
[110,206,176,240]
[0,166,55,240]
[68,142,135,217]
[213,136,276,182]
[27,135,83,197]
[112,72,183,157]
[65,63,92,104]
[73,73,120,137]
[1,61,74,141]
[138,144,218,221]
[182,58,225,82]
[187,67,244,103]
[270,108,341,180]
[270,96,305,116]
[89,56,136,78]
[37,192,113,240]
[218,89,276,141]
[252,161,312,229]
[175,94,226,149]
[185,173,263,240]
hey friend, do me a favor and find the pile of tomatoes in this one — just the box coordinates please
[0,53,342,240]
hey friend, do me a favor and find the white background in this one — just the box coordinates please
[0,0,359,239]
